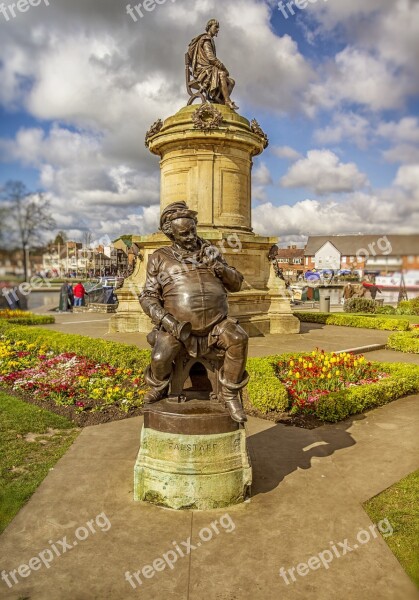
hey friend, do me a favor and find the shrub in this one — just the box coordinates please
[0,310,54,326]
[396,298,419,316]
[344,298,377,314]
[246,356,289,413]
[0,322,150,371]
[387,330,419,354]
[376,305,397,315]
[296,313,410,331]
[396,301,412,315]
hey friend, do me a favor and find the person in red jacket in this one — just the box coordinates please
[73,282,87,307]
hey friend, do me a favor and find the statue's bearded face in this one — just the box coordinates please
[171,218,199,252]
[209,22,219,37]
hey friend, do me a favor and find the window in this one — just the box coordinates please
[408,256,415,264]
[342,256,347,263]
[293,258,302,264]
[305,257,309,265]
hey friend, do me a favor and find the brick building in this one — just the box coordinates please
[271,245,305,280]
[304,234,419,277]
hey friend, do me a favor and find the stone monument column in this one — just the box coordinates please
[110,103,299,336]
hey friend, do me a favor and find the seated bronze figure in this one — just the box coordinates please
[139,201,248,423]
[186,19,238,110]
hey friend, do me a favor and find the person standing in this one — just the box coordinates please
[67,281,74,308]
[73,282,87,307]
[59,281,71,312]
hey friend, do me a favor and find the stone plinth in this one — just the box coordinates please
[134,399,252,510]
[148,104,265,233]
[110,103,300,336]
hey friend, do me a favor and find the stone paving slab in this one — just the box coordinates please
[1,397,418,600]
[34,313,409,360]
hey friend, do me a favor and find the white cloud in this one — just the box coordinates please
[304,1,419,115]
[314,112,371,149]
[304,47,412,116]
[254,162,419,237]
[280,150,368,195]
[253,162,272,186]
[253,191,419,238]
[0,0,316,239]
[383,145,419,165]
[394,164,419,194]
[377,117,419,144]
[272,146,302,161]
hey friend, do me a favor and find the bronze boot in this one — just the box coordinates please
[219,369,249,423]
[144,365,170,404]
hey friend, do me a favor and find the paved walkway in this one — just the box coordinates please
[0,396,418,599]
[2,311,417,599]
[33,312,419,364]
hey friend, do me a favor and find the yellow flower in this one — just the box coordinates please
[354,361,358,367]
[320,374,325,379]
[327,373,332,379]
[312,350,316,356]
[288,370,293,377]
[295,373,301,379]
[290,361,295,367]
[298,357,303,363]
[336,370,340,376]
[322,366,327,373]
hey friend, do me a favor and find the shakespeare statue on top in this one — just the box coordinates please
[139,201,248,423]
[186,19,239,111]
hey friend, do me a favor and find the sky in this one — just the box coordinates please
[0,0,418,247]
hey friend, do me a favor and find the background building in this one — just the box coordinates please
[304,235,419,277]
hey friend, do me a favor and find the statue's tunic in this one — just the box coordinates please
[188,33,225,97]
[140,243,243,357]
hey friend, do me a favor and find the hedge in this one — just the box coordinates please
[315,362,419,422]
[387,330,419,354]
[0,322,150,371]
[246,356,289,412]
[296,312,410,331]
[0,311,55,326]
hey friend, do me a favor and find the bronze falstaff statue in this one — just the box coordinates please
[139,201,248,423]
[186,19,239,110]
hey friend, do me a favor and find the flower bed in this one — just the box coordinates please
[276,350,388,412]
[0,336,147,424]
[246,351,419,423]
[1,321,418,427]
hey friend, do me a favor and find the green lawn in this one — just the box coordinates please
[364,470,419,587]
[0,392,79,533]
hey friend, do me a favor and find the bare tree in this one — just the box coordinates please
[1,181,56,281]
